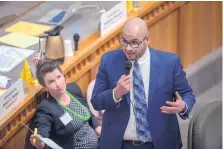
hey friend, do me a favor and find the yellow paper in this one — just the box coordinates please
[126,1,133,12]
[132,7,138,12]
[20,58,38,84]
[5,21,52,36]
[0,89,6,95]
[0,32,38,48]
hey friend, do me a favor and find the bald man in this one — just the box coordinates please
[91,17,195,149]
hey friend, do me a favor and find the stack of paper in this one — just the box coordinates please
[5,21,52,36]
[0,45,34,72]
[0,32,38,48]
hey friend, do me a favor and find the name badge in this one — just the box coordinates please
[59,112,72,126]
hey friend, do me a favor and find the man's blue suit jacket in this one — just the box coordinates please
[91,48,195,149]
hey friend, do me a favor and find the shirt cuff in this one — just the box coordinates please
[113,89,122,103]
[179,101,188,115]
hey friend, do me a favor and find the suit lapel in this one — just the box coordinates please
[148,48,160,106]
[121,52,131,105]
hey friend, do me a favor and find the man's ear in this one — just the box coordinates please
[146,37,149,41]
[145,37,150,45]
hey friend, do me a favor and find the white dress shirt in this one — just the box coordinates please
[123,47,150,140]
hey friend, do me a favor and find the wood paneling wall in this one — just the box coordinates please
[149,9,179,54]
[149,1,222,68]
[179,1,222,67]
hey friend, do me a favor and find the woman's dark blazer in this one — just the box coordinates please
[35,82,100,149]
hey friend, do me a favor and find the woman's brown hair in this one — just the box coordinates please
[36,58,63,86]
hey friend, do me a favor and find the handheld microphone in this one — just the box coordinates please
[73,33,80,51]
[124,60,132,75]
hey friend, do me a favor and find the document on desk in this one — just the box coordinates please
[0,45,35,72]
[0,32,38,48]
[5,21,52,36]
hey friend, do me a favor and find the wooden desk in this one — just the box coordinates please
[0,2,44,29]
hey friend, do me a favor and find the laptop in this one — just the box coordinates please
[39,2,83,25]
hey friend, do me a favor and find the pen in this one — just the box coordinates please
[33,128,38,143]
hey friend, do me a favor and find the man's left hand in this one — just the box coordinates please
[160,92,185,114]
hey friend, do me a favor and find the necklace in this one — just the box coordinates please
[56,91,90,121]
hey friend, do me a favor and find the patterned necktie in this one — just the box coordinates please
[133,60,151,142]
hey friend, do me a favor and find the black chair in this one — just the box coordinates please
[188,101,222,149]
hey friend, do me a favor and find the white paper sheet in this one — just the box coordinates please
[42,138,63,149]
[0,45,34,72]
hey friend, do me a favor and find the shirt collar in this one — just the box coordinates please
[135,46,150,65]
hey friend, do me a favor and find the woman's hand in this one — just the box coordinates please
[95,126,102,136]
[32,53,40,66]
[30,134,45,149]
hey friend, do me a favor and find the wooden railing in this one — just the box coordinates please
[0,1,222,148]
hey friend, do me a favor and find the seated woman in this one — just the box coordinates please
[30,59,101,149]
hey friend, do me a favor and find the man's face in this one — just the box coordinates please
[120,32,148,61]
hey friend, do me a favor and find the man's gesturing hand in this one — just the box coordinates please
[161,92,186,114]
